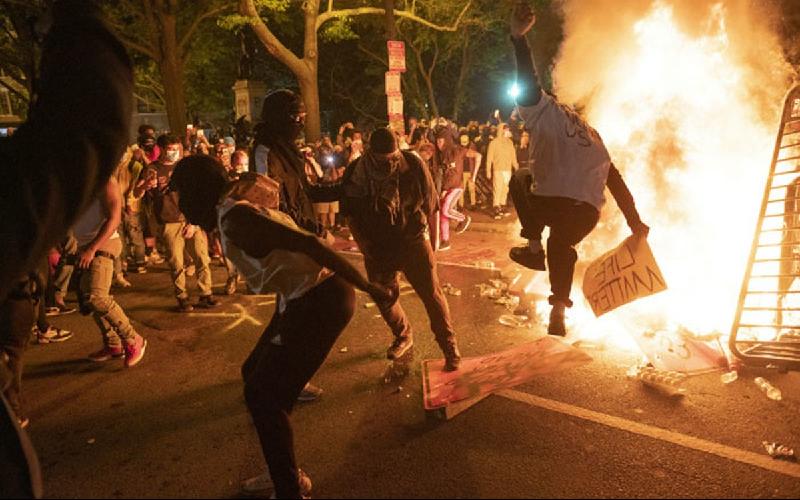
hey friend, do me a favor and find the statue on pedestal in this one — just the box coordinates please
[238,31,255,81]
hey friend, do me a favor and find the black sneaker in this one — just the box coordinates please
[387,336,414,360]
[548,307,567,337]
[297,383,323,403]
[224,276,237,296]
[197,295,220,308]
[177,298,194,313]
[439,240,451,251]
[46,302,76,316]
[440,341,462,372]
[455,215,472,234]
[509,246,546,271]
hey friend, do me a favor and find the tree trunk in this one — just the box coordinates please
[157,9,187,134]
[298,64,321,143]
[451,33,471,122]
[421,71,438,118]
[300,1,321,142]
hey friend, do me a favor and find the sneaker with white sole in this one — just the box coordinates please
[241,469,312,498]
[113,273,132,288]
[297,383,323,403]
[88,345,125,362]
[46,301,77,316]
[124,334,147,368]
[455,215,472,234]
[35,326,74,344]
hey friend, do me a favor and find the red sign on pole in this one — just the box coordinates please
[387,40,406,73]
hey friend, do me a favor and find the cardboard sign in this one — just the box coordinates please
[387,40,406,72]
[385,71,401,95]
[582,236,667,317]
[634,329,728,373]
[422,337,593,409]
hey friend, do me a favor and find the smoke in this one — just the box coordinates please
[546,0,796,334]
[553,0,791,113]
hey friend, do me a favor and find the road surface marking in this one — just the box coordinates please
[187,303,263,332]
[497,389,800,479]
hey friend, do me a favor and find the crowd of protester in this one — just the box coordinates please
[1,2,652,498]
[23,109,535,351]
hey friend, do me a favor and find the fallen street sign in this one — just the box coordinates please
[582,235,667,317]
[422,337,593,411]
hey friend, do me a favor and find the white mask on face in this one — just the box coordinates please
[165,149,181,163]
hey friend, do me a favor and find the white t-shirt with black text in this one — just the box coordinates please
[517,94,611,210]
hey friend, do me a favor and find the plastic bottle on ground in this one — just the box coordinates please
[720,371,738,384]
[754,377,782,401]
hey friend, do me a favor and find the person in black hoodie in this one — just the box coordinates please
[0,0,133,496]
[251,89,333,236]
[342,128,462,371]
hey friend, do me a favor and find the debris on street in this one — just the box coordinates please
[627,365,687,397]
[754,376,782,401]
[763,441,796,460]
[498,314,531,328]
[720,370,738,384]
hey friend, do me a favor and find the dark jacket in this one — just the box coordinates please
[0,2,132,302]
[341,151,437,258]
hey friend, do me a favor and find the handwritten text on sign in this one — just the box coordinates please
[583,236,667,317]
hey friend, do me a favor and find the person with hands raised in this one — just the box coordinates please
[507,1,650,337]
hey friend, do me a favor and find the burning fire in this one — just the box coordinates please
[527,1,794,352]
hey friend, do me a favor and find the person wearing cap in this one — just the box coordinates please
[508,2,649,336]
[341,127,462,371]
[168,155,392,499]
[457,133,482,210]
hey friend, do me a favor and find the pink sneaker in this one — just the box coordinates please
[124,335,147,368]
[88,346,125,362]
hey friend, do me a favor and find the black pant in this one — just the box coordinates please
[0,278,41,499]
[363,237,456,349]
[241,276,355,499]
[509,169,599,307]
[0,276,37,419]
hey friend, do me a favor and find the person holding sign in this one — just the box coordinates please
[507,1,650,336]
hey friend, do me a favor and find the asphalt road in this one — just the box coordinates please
[20,218,800,499]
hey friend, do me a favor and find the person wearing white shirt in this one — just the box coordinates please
[507,1,650,336]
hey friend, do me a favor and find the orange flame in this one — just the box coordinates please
[533,1,794,350]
